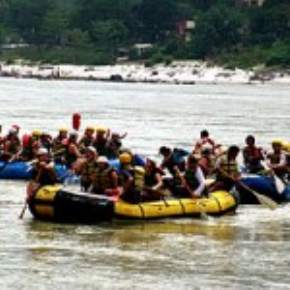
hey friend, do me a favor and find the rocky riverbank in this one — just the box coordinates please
[0,61,289,84]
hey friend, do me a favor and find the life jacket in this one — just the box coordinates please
[94,137,108,155]
[93,166,114,192]
[218,155,239,177]
[4,135,20,154]
[184,169,200,191]
[52,137,67,157]
[65,142,78,167]
[79,135,94,150]
[81,160,98,180]
[268,152,282,165]
[199,156,215,177]
[145,168,160,187]
[119,165,145,191]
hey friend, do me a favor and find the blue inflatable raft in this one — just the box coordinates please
[237,175,290,204]
[0,159,121,182]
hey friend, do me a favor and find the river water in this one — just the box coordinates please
[0,78,290,289]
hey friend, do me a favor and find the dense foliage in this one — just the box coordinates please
[0,0,289,67]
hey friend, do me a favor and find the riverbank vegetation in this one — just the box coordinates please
[0,0,289,68]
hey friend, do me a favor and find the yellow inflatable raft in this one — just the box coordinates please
[28,186,237,223]
[115,191,237,219]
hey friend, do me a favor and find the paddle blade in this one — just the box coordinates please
[253,191,279,210]
[273,175,286,194]
[72,113,81,131]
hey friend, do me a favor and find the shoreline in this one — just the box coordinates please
[0,61,289,85]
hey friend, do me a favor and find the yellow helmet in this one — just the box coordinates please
[59,127,68,133]
[119,152,132,164]
[32,130,42,137]
[96,126,107,133]
[86,126,95,132]
[272,139,283,146]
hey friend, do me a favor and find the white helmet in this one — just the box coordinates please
[86,146,97,154]
[37,148,49,156]
[97,156,109,164]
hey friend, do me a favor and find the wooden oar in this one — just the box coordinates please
[175,169,209,220]
[19,168,42,219]
[262,161,286,194]
[219,169,278,210]
[237,180,278,210]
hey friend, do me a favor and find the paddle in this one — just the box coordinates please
[261,161,286,194]
[219,169,278,210]
[19,167,43,219]
[175,168,209,220]
[237,180,278,210]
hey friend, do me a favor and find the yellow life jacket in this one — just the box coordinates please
[219,156,239,176]
[134,166,145,191]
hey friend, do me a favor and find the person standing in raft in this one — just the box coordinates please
[91,156,120,199]
[173,155,207,198]
[243,135,265,174]
[193,130,216,155]
[266,140,288,180]
[79,146,98,192]
[26,148,58,199]
[209,145,241,192]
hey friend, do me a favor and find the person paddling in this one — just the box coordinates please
[266,140,288,181]
[209,145,241,192]
[26,148,58,200]
[243,135,264,174]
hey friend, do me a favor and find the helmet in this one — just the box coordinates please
[272,139,283,146]
[86,146,97,154]
[86,126,95,132]
[36,148,48,156]
[69,131,78,137]
[119,152,132,164]
[32,130,42,137]
[97,156,109,163]
[59,127,68,133]
[96,126,107,133]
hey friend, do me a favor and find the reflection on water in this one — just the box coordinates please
[1,80,290,289]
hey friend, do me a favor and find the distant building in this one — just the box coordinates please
[176,20,196,42]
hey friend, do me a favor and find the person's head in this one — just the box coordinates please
[272,140,282,153]
[97,156,109,170]
[85,146,97,160]
[85,126,95,137]
[159,146,171,157]
[12,124,20,134]
[36,148,49,162]
[145,159,157,172]
[59,127,68,138]
[245,135,255,146]
[69,131,78,142]
[227,145,240,160]
[187,155,198,170]
[8,127,17,136]
[96,126,107,138]
[32,130,42,139]
[200,129,209,138]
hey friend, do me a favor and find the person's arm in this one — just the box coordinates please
[192,167,206,197]
[152,172,163,190]
[110,171,119,189]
